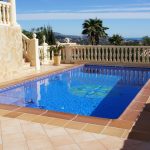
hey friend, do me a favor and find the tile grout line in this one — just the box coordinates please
[62,115,79,127]
[100,120,112,134]
[41,124,57,150]
[18,119,30,150]
[64,125,82,150]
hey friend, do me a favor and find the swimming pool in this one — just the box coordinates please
[0,65,150,119]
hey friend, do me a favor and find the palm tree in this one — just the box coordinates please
[82,18,109,45]
[109,34,123,45]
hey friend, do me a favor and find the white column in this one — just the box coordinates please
[42,36,49,64]
[2,4,6,24]
[29,34,41,70]
[9,0,17,26]
[0,3,2,24]
[65,46,72,63]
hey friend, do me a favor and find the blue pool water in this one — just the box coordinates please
[0,65,150,119]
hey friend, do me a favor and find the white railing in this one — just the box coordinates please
[62,45,150,66]
[0,1,11,25]
[22,33,30,62]
[22,33,40,70]
[0,0,17,26]
[38,45,54,64]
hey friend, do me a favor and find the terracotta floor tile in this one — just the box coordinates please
[21,122,46,140]
[0,109,11,116]
[1,119,22,135]
[48,118,69,127]
[121,130,131,139]
[98,135,124,150]
[2,133,26,144]
[70,131,95,143]
[43,124,58,129]
[140,89,150,96]
[3,141,28,150]
[144,80,150,88]
[50,135,75,147]
[78,140,107,150]
[102,127,125,137]
[43,111,76,120]
[55,144,80,150]
[109,120,134,129]
[120,110,140,121]
[146,97,150,104]
[16,107,46,115]
[73,115,110,126]
[65,121,86,130]
[17,113,38,121]
[45,127,68,138]
[65,128,81,134]
[4,111,23,118]
[134,94,149,103]
[27,139,54,150]
[83,124,104,133]
[128,101,145,111]
[1,126,21,135]
[32,115,53,124]
[0,104,20,111]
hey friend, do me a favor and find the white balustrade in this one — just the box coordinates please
[22,33,40,70]
[0,0,17,26]
[62,45,150,66]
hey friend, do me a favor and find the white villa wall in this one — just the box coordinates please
[0,25,23,79]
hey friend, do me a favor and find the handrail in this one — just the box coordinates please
[22,33,30,40]
[0,1,11,5]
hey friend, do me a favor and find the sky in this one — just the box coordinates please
[16,0,150,37]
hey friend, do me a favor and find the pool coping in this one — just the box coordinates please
[0,64,150,141]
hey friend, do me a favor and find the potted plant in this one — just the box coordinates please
[50,44,64,66]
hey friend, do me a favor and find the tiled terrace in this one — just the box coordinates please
[0,64,150,150]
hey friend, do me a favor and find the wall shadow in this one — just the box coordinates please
[120,103,150,150]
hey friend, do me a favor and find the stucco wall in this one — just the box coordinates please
[0,25,23,79]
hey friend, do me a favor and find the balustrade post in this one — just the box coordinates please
[121,48,124,62]
[2,4,6,24]
[42,35,49,64]
[29,33,40,70]
[133,48,137,63]
[125,48,128,62]
[0,3,2,24]
[8,0,17,26]
[109,48,112,62]
[6,5,10,24]
[65,46,72,63]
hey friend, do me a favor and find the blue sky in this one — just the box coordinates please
[16,0,150,37]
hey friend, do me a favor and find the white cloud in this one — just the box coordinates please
[88,3,150,8]
[78,7,150,12]
[17,12,150,20]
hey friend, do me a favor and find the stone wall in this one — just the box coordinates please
[0,25,23,79]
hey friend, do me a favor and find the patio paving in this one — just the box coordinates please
[0,116,150,150]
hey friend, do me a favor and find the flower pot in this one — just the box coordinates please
[53,55,61,66]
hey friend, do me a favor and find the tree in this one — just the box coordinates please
[82,18,109,45]
[22,30,32,39]
[109,34,123,45]
[142,36,150,46]
[22,26,56,45]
